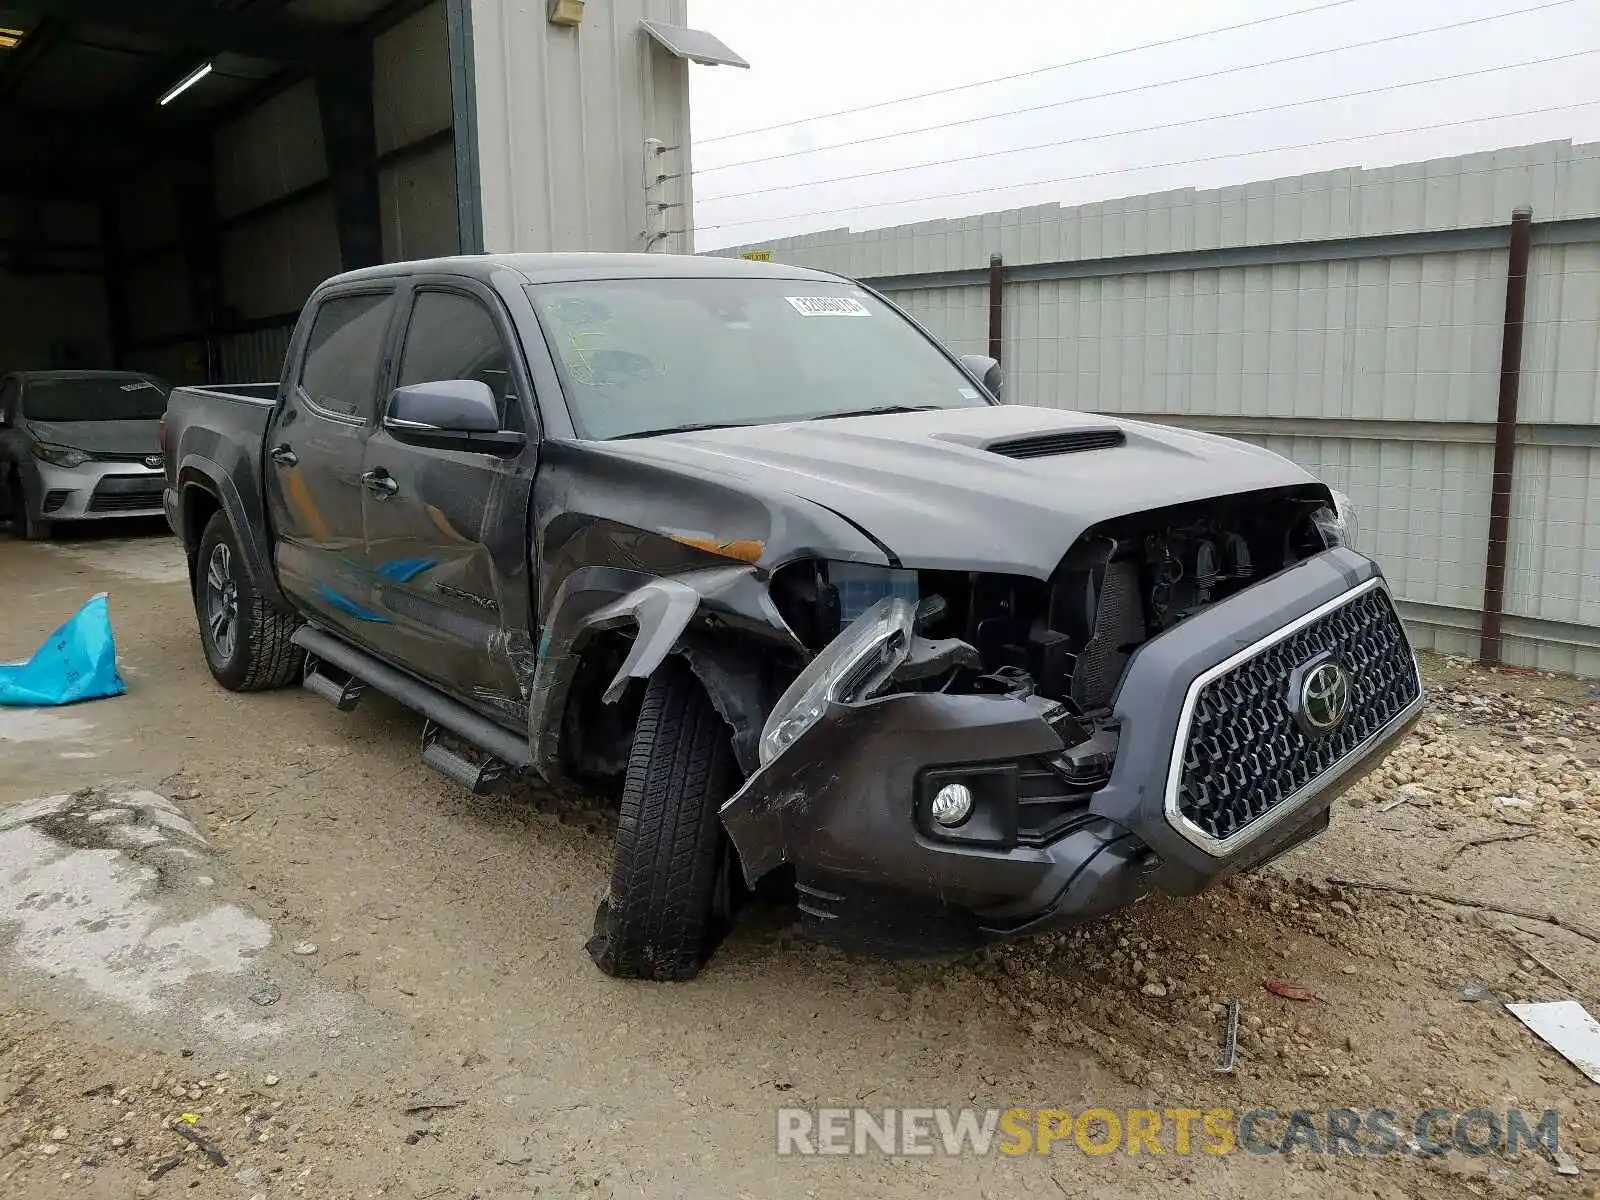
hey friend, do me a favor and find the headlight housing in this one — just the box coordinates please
[758,596,915,765]
[31,442,91,468]
[1311,488,1359,550]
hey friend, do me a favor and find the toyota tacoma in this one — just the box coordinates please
[162,253,1425,980]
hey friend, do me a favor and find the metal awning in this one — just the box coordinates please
[640,19,748,69]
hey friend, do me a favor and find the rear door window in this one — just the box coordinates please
[298,292,397,421]
[396,290,524,433]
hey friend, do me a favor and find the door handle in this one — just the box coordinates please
[362,469,399,499]
[269,444,298,466]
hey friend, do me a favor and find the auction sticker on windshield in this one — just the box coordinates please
[786,296,871,317]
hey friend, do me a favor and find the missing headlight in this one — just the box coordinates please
[757,597,916,765]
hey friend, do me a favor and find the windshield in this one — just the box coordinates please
[528,277,989,439]
[21,376,170,423]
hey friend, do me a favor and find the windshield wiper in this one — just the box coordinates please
[612,421,754,440]
[808,405,939,421]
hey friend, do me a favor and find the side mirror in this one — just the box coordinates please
[383,380,524,453]
[959,354,1004,400]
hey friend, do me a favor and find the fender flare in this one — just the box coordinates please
[176,453,290,611]
[526,563,801,780]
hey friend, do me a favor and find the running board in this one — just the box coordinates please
[290,626,533,785]
[302,656,365,711]
[421,721,508,794]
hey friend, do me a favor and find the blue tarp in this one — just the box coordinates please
[0,593,127,707]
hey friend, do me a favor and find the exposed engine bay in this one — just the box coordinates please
[770,485,1339,717]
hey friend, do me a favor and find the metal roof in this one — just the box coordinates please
[0,0,417,195]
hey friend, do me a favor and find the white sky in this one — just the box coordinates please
[686,0,1600,251]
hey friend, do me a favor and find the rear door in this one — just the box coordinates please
[265,287,400,643]
[359,281,537,720]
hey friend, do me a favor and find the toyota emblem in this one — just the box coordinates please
[144,454,164,470]
[1299,660,1351,732]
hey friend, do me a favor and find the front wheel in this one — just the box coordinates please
[587,659,739,981]
[10,480,49,541]
[195,512,303,691]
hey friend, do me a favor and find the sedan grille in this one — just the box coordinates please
[87,476,163,514]
[1174,585,1419,845]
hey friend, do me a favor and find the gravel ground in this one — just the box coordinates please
[2,523,1598,1200]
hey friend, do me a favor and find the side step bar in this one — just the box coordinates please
[421,721,509,795]
[302,655,366,711]
[291,626,533,787]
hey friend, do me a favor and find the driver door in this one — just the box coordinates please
[359,282,537,720]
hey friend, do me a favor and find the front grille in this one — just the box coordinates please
[88,481,163,513]
[41,489,70,514]
[1174,585,1419,845]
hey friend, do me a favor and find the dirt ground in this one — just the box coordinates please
[2,522,1598,1200]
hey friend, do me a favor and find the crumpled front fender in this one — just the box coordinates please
[526,563,803,780]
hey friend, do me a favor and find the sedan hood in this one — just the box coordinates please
[598,405,1322,576]
[26,419,159,456]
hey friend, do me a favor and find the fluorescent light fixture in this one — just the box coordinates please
[159,61,214,106]
[0,27,26,49]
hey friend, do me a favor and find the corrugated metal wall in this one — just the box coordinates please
[714,141,1600,675]
[0,197,112,374]
[469,0,694,254]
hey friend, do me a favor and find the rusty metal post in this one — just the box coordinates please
[1479,207,1534,666]
[988,253,1004,363]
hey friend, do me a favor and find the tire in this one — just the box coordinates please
[586,659,738,981]
[195,511,303,691]
[12,481,49,541]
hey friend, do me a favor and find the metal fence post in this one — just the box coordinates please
[1479,207,1534,667]
[988,253,1004,363]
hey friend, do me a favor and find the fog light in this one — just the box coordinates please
[930,782,974,827]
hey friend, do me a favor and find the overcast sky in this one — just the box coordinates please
[686,0,1600,251]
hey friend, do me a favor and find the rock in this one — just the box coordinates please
[1141,982,1168,998]
[37,1143,61,1156]
[110,1136,127,1149]
[1341,964,1358,975]
[49,1126,68,1141]
[291,941,318,956]
[263,1075,279,1087]
[1329,901,1354,917]
[1460,982,1492,1002]
[249,985,280,1007]
[235,1166,265,1188]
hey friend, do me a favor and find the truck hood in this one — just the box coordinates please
[598,405,1323,576]
[25,419,159,456]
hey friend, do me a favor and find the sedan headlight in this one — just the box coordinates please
[1311,488,1359,550]
[31,442,91,468]
[758,597,916,765]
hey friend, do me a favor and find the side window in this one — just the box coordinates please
[297,292,395,421]
[397,291,523,433]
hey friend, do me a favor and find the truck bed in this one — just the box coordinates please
[162,382,281,587]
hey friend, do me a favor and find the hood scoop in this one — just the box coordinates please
[986,428,1126,459]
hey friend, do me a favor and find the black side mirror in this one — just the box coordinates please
[959,354,1004,400]
[384,380,524,453]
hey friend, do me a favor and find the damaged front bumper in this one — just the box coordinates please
[720,547,1425,956]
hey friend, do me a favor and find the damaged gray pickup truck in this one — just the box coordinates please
[163,253,1424,980]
